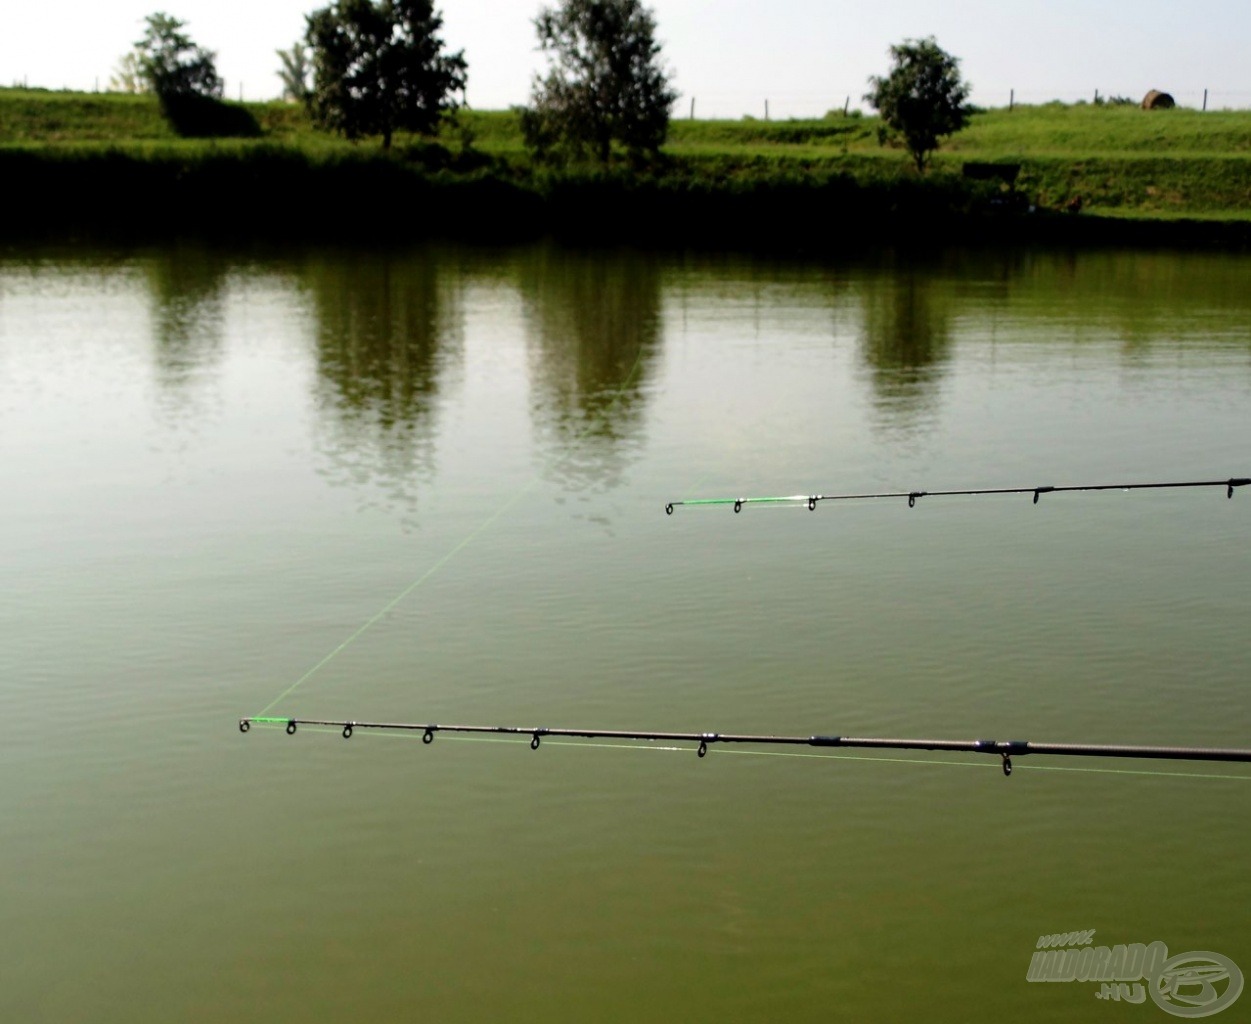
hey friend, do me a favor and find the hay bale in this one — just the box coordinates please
[1141,90,1176,110]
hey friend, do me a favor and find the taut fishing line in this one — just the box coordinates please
[247,465,1250,775]
[243,326,1249,781]
[252,339,653,718]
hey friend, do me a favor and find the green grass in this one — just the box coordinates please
[438,105,1251,220]
[446,106,1251,220]
[2,87,1250,228]
[954,103,1251,156]
[0,88,177,141]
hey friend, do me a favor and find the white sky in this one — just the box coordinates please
[4,0,1249,116]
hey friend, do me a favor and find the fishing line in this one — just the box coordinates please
[664,476,1250,514]
[255,497,522,717]
[254,338,651,718]
[242,720,1251,782]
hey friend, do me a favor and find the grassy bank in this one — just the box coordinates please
[2,87,1249,243]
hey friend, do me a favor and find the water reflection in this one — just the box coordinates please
[126,242,1250,516]
[517,245,662,493]
[856,269,952,430]
[1013,250,1251,352]
[143,246,229,400]
[299,249,461,511]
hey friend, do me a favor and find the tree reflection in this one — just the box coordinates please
[144,245,230,399]
[857,269,952,431]
[300,249,461,512]
[517,245,662,494]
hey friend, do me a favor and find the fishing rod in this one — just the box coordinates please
[237,716,1251,778]
[664,476,1250,514]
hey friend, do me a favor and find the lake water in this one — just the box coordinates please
[2,242,1250,1023]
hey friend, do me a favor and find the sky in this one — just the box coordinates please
[3,0,1249,116]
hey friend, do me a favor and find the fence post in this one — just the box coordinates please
[765,98,769,121]
[1009,88,1014,112]
[843,96,849,116]
[1203,88,1208,112]
[690,96,695,119]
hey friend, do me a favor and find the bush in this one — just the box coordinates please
[159,93,260,137]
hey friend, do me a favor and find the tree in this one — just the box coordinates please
[132,12,222,100]
[110,52,147,94]
[123,13,255,137]
[521,0,677,163]
[276,42,312,104]
[304,0,467,149]
[865,37,970,173]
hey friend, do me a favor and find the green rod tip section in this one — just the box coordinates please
[252,716,287,723]
[679,495,805,506]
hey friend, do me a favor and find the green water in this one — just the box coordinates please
[2,243,1249,1023]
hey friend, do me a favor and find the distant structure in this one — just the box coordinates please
[1141,90,1176,110]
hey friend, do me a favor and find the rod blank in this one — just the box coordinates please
[664,477,1250,514]
[238,716,1251,778]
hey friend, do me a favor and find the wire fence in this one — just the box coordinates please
[9,76,1251,119]
[675,88,1251,122]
